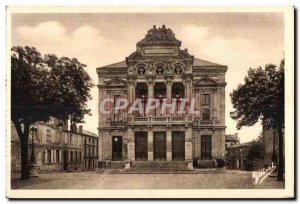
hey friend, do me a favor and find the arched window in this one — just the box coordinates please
[172,83,185,115]
[135,83,148,116]
[154,82,166,116]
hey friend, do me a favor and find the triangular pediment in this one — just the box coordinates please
[195,77,218,86]
[105,77,127,86]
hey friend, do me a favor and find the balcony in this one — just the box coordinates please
[192,118,221,127]
[110,121,125,126]
[199,120,214,125]
[128,116,192,125]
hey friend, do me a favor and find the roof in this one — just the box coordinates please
[193,58,225,67]
[82,129,98,137]
[225,134,239,141]
[99,61,127,69]
[227,142,252,149]
[99,58,225,69]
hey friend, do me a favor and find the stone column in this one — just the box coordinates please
[211,89,214,120]
[148,130,154,161]
[127,127,135,161]
[127,78,135,117]
[184,75,192,101]
[166,129,172,161]
[98,131,103,161]
[147,81,155,116]
[185,127,193,160]
[166,80,172,116]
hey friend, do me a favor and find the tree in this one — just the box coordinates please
[11,46,94,179]
[247,140,264,161]
[230,60,284,181]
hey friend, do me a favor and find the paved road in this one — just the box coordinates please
[11,171,284,189]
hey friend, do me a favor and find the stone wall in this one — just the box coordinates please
[193,129,225,159]
[100,129,127,160]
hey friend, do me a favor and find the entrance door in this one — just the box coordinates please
[135,132,148,161]
[154,132,166,161]
[172,132,185,161]
[63,150,68,171]
[112,136,122,161]
[201,135,211,160]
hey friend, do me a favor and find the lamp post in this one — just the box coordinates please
[29,127,38,177]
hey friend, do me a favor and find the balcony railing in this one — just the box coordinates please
[128,116,192,124]
[199,120,214,125]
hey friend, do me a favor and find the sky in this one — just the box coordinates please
[11,12,284,143]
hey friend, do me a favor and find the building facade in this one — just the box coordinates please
[226,143,251,170]
[11,118,98,173]
[83,129,99,170]
[97,25,227,165]
[225,133,240,150]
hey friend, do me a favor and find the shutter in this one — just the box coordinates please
[45,149,48,164]
[51,150,54,163]
[59,150,61,163]
[54,150,57,163]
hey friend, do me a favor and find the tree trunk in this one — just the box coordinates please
[277,123,284,181]
[20,134,29,180]
[13,120,30,180]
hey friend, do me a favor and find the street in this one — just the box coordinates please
[11,170,284,190]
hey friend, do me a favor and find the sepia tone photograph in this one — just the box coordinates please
[6,6,294,199]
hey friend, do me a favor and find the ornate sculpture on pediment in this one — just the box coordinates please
[155,63,165,76]
[136,64,147,76]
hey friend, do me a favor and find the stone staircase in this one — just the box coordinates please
[127,161,189,173]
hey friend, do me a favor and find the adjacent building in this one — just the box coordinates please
[97,25,227,166]
[225,133,240,149]
[83,129,99,170]
[11,118,98,173]
[226,142,251,170]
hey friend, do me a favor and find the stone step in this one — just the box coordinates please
[131,161,188,172]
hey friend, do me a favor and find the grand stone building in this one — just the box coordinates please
[97,25,227,166]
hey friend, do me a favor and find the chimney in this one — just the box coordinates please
[79,125,83,134]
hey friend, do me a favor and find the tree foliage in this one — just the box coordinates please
[11,46,94,179]
[230,60,285,181]
[247,141,264,161]
[230,61,284,129]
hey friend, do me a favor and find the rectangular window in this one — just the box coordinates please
[75,151,78,162]
[69,134,73,144]
[55,132,60,143]
[37,130,42,141]
[79,152,82,162]
[47,149,51,164]
[202,93,210,105]
[201,135,212,160]
[70,151,73,162]
[46,130,51,142]
[202,109,210,121]
[56,150,60,163]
